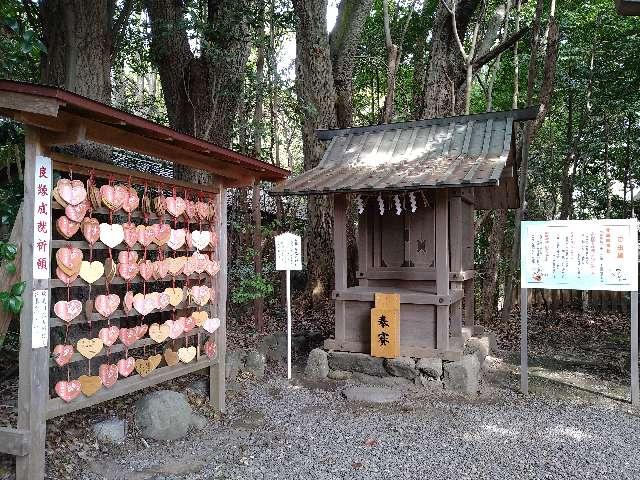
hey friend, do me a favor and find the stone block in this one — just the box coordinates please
[93,418,126,445]
[443,355,480,395]
[305,348,329,379]
[416,357,443,379]
[384,356,417,379]
[244,350,266,378]
[327,351,388,377]
[464,336,490,365]
[135,390,193,441]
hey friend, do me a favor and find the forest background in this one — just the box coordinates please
[0,0,638,343]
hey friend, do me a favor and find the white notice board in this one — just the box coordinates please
[275,232,302,271]
[521,219,638,291]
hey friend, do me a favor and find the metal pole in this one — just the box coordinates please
[520,287,528,395]
[287,269,292,380]
[631,290,638,407]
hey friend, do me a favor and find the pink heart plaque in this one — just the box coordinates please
[119,328,138,347]
[53,344,74,367]
[53,300,82,323]
[165,318,185,339]
[204,339,217,359]
[117,357,135,377]
[98,325,120,347]
[99,363,118,388]
[95,294,120,318]
[57,179,87,206]
[55,379,82,403]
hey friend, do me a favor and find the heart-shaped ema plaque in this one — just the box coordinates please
[164,348,179,366]
[164,318,185,339]
[119,327,138,347]
[123,291,134,314]
[191,310,208,327]
[137,224,155,247]
[202,317,221,334]
[182,315,196,333]
[205,259,220,277]
[185,200,196,218]
[118,357,135,377]
[133,293,155,316]
[56,267,78,285]
[55,379,81,403]
[133,324,148,340]
[203,338,217,359]
[190,230,211,251]
[81,217,100,245]
[57,178,87,206]
[79,375,102,397]
[135,355,161,377]
[152,223,171,246]
[178,346,197,364]
[65,199,89,223]
[99,223,124,249]
[122,222,139,248]
[53,299,82,323]
[53,344,74,367]
[122,186,139,213]
[98,363,118,389]
[56,246,83,276]
[189,285,211,307]
[100,184,127,211]
[164,287,184,307]
[77,338,104,359]
[56,215,80,240]
[79,260,104,284]
[195,201,209,220]
[166,256,187,276]
[95,293,119,318]
[154,259,169,279]
[167,228,186,250]
[98,325,120,347]
[166,196,186,217]
[117,250,139,281]
[138,260,155,281]
[149,323,170,343]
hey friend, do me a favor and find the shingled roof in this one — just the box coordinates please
[272,107,538,199]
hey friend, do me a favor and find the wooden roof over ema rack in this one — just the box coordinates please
[0,80,289,186]
[272,107,539,209]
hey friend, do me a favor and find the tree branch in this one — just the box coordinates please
[112,0,135,55]
[440,0,468,61]
[472,24,529,70]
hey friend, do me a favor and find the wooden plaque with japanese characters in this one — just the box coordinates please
[370,307,400,358]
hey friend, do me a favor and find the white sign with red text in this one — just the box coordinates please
[32,155,52,280]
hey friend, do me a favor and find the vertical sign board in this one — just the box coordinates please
[370,293,401,358]
[32,155,52,349]
[275,233,302,379]
[520,219,639,404]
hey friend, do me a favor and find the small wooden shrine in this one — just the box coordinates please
[274,107,538,360]
[0,80,288,480]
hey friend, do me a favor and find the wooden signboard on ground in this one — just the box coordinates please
[371,293,400,358]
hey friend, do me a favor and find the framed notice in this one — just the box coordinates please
[275,232,302,271]
[521,219,638,291]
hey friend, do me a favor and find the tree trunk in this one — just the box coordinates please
[481,210,506,324]
[294,0,371,300]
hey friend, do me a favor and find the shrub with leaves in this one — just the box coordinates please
[0,241,24,316]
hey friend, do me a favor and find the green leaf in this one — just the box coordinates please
[0,291,9,303]
[5,263,16,274]
[10,281,26,297]
[7,296,23,314]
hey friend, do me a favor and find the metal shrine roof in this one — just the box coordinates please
[272,107,538,196]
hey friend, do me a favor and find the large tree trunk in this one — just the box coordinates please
[146,0,252,149]
[294,0,371,299]
[419,0,481,118]
[481,210,506,324]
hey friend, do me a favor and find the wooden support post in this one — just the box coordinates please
[449,195,463,338]
[210,183,227,413]
[357,202,369,286]
[16,128,49,480]
[334,194,348,343]
[435,190,450,351]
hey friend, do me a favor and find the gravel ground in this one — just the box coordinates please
[74,358,640,480]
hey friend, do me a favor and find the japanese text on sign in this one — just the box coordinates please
[32,289,49,349]
[32,155,52,280]
[275,232,302,271]
[521,220,638,291]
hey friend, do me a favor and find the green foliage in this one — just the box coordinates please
[229,248,275,305]
[0,177,23,230]
[0,0,43,81]
[0,240,24,316]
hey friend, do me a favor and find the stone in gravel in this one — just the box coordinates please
[328,351,388,376]
[384,356,417,379]
[343,385,403,403]
[93,418,126,445]
[244,350,266,378]
[443,355,480,395]
[352,372,412,386]
[416,357,443,379]
[187,378,209,397]
[190,414,209,430]
[305,348,329,378]
[414,375,444,389]
[464,336,490,364]
[226,349,246,381]
[135,390,193,441]
[327,370,352,380]
[257,334,280,362]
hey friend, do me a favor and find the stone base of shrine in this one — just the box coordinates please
[306,331,493,396]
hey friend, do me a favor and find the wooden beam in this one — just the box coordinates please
[0,428,31,456]
[0,109,67,132]
[40,122,86,146]
[359,268,475,281]
[58,111,250,181]
[357,202,370,287]
[0,91,60,117]
[334,194,348,343]
[51,152,219,194]
[332,288,463,305]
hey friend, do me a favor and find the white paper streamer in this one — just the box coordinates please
[355,194,364,214]
[377,194,385,215]
[394,194,402,215]
[409,192,417,212]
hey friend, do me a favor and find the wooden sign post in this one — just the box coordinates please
[275,232,302,379]
[520,219,639,404]
[370,293,400,358]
